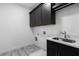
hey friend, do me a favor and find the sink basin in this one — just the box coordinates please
[52,37,59,40]
[61,38,76,43]
[52,37,76,43]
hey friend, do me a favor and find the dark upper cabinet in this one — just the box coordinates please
[30,3,55,27]
[33,5,41,26]
[30,3,74,27]
[30,5,41,26]
[41,3,51,25]
[53,3,74,11]
[30,9,35,26]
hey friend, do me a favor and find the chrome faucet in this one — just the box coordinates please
[60,31,67,39]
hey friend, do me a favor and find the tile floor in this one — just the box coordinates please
[0,44,46,56]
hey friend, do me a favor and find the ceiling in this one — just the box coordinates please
[18,3,40,11]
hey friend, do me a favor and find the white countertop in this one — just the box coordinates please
[35,35,79,49]
[47,36,79,49]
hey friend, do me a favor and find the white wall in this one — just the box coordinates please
[0,4,35,54]
[56,4,79,38]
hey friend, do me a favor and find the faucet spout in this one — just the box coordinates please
[64,31,67,39]
[60,31,67,39]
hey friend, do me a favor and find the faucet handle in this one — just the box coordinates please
[64,30,66,33]
[60,31,64,34]
[67,35,71,38]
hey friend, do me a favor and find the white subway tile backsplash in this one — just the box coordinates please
[31,24,61,37]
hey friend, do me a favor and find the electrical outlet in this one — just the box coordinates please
[43,31,46,35]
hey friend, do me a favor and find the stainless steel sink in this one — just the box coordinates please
[52,37,59,40]
[52,37,76,43]
[61,38,76,43]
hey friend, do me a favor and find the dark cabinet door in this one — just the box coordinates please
[41,4,51,25]
[30,5,41,27]
[51,12,55,24]
[30,3,55,27]
[47,40,79,56]
[51,3,55,24]
[59,44,79,56]
[30,10,36,27]
[34,6,41,26]
[47,40,58,56]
